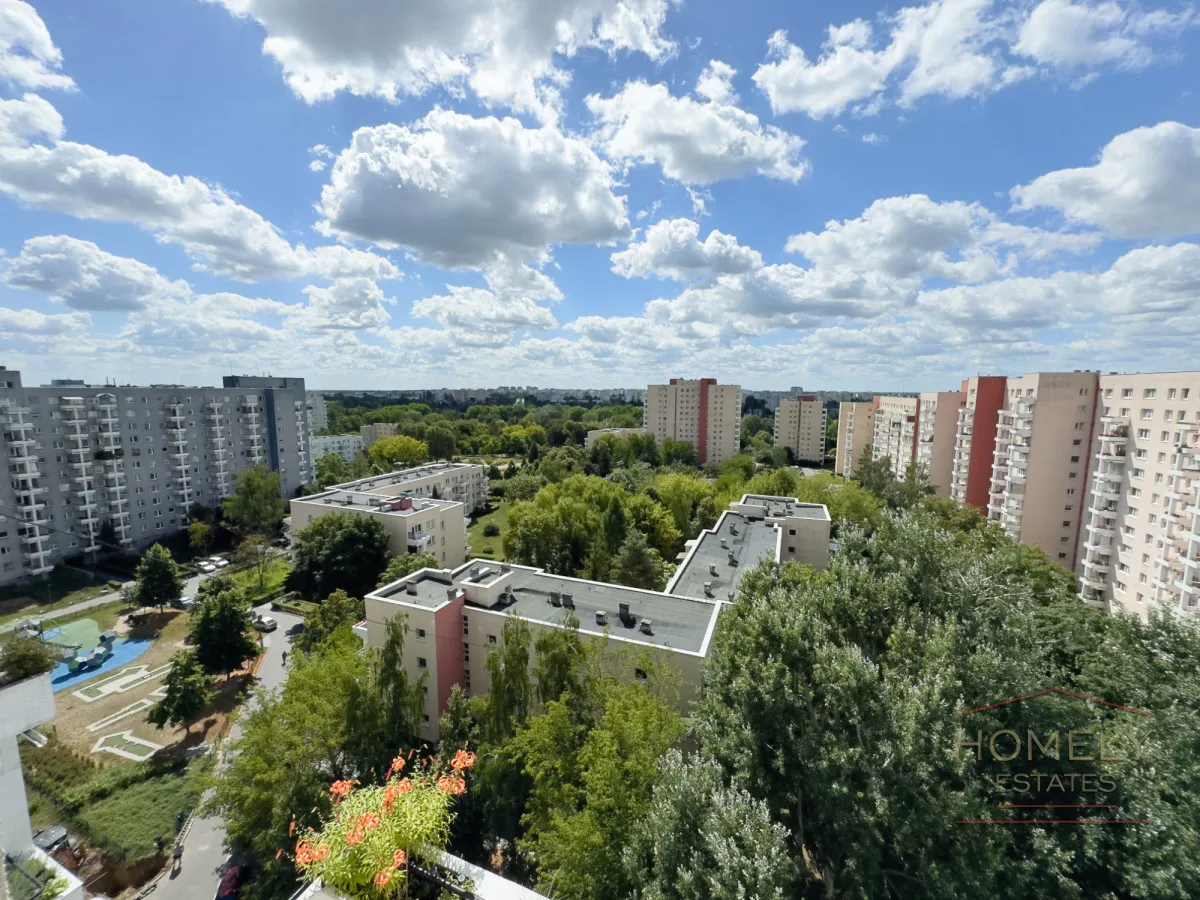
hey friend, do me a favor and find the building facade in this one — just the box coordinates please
[987,372,1099,567]
[1078,372,1200,620]
[360,422,397,450]
[0,368,307,587]
[333,463,490,514]
[310,433,364,464]
[872,396,919,475]
[306,393,328,434]
[773,395,826,463]
[834,401,876,477]
[643,379,742,465]
[949,376,1007,511]
[915,391,965,498]
[362,494,830,741]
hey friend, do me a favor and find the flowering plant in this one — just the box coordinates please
[290,750,475,897]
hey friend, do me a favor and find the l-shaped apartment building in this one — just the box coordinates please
[358,494,831,741]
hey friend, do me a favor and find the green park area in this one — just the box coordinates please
[468,501,511,561]
[0,567,118,628]
[228,556,291,605]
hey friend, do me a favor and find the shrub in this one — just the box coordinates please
[0,638,57,686]
[482,523,501,537]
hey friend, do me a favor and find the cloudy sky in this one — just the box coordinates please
[1,0,1198,390]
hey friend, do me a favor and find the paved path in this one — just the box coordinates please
[150,602,302,900]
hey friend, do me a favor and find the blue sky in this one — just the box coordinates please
[1,0,1198,390]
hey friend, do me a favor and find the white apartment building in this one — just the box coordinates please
[987,372,1098,567]
[643,379,742,465]
[1079,372,1200,620]
[360,422,397,450]
[310,433,363,464]
[334,463,490,514]
[584,427,647,449]
[915,391,965,498]
[872,396,919,475]
[773,395,826,463]
[361,494,830,741]
[834,402,875,477]
[306,393,328,434]
[0,369,308,587]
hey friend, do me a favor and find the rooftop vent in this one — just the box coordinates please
[640,619,653,635]
[719,537,727,548]
[729,523,737,535]
[405,583,418,596]
[549,591,562,607]
[446,588,457,602]
[703,581,713,597]
[618,602,635,626]
[708,563,718,576]
[728,552,737,566]
[562,593,574,609]
[596,610,608,626]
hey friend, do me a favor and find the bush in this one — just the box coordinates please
[482,523,501,537]
[0,638,58,685]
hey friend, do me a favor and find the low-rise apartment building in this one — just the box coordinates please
[334,463,490,514]
[949,376,1007,511]
[987,372,1099,567]
[915,391,965,497]
[834,402,875,476]
[872,396,919,475]
[362,494,830,741]
[310,433,364,464]
[1078,372,1200,620]
[773,395,826,463]
[644,379,742,465]
[0,368,308,587]
[584,427,647,449]
[360,422,397,450]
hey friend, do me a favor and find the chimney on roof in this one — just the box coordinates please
[562,593,573,609]
[549,591,562,607]
[708,563,717,576]
[703,581,713,597]
[596,610,608,626]
[640,619,653,636]
[446,588,457,602]
[406,583,418,596]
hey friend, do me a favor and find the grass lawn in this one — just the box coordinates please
[0,567,118,628]
[75,759,209,859]
[229,557,291,604]
[468,500,511,561]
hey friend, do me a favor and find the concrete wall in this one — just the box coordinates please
[0,673,55,854]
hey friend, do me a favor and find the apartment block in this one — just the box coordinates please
[1079,373,1200,620]
[584,427,647,449]
[306,393,328,434]
[310,433,364,464]
[643,379,742,465]
[949,376,1007,511]
[987,372,1099,567]
[915,391,965,497]
[0,368,308,587]
[872,396,919,475]
[360,422,397,450]
[333,462,490,514]
[834,402,875,476]
[362,494,830,741]
[773,395,826,463]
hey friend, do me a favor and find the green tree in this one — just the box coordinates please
[0,637,57,684]
[290,513,391,601]
[314,453,350,489]
[296,588,364,653]
[533,613,589,708]
[376,551,441,587]
[885,460,933,510]
[624,751,795,900]
[133,543,183,611]
[237,533,272,590]
[504,471,548,502]
[580,534,612,582]
[190,583,259,679]
[613,529,665,591]
[660,438,698,467]
[852,444,895,497]
[369,435,428,470]
[478,614,534,744]
[425,424,457,460]
[188,520,213,557]
[146,649,210,735]
[222,465,285,536]
[602,495,627,554]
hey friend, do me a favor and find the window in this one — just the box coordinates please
[423,714,430,723]
[1183,389,1191,400]
[1072,438,1081,446]
[462,615,469,635]
[417,657,427,669]
[1062,521,1071,527]
[1104,388,1113,398]
[1168,388,1177,399]
[1116,582,1127,592]
[1069,472,1077,479]
[1144,388,1157,399]
[1060,536,1070,544]
[1058,552,1067,560]
[1122,389,1133,398]
[416,628,426,639]
[1132,468,1145,479]
[1165,410,1174,421]
[1130,488,1141,497]
[1064,505,1073,511]
[1066,488,1076,495]
[488,634,497,645]
[1141,409,1153,419]
[788,528,796,535]
[1136,449,1147,459]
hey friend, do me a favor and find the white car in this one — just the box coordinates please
[252,615,278,633]
[214,558,230,569]
[198,562,217,574]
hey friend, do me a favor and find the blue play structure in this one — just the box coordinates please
[49,637,152,692]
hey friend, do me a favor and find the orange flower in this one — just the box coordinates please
[450,750,476,771]
[437,775,466,796]
[388,755,406,776]
[346,825,365,846]
[393,849,407,868]
[275,849,283,860]
[374,869,393,888]
[382,783,398,813]
[288,820,296,837]
[359,811,381,831]
[315,844,330,862]
[295,840,316,866]
[396,779,413,794]
[329,780,354,801]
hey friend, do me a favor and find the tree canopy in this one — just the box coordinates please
[147,649,210,734]
[289,512,392,601]
[133,543,183,611]
[222,465,285,536]
[189,580,259,679]
[369,435,428,470]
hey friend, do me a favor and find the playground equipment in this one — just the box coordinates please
[68,643,113,673]
[14,616,82,660]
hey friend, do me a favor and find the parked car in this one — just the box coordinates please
[198,562,217,574]
[252,615,278,633]
[172,595,197,611]
[209,556,230,569]
[215,864,245,900]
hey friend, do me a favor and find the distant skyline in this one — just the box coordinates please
[2,0,1199,390]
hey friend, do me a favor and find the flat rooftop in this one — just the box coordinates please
[295,489,460,516]
[737,494,831,520]
[372,562,719,655]
[667,510,780,602]
[333,462,482,493]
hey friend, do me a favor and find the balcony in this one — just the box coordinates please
[408,532,435,551]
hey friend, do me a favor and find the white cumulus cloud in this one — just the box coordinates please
[610,218,763,280]
[0,0,75,92]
